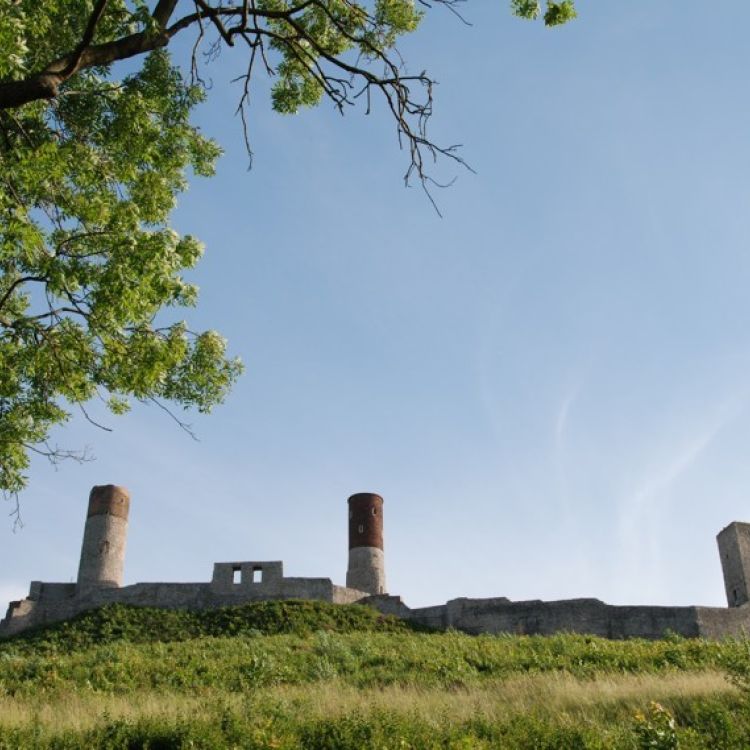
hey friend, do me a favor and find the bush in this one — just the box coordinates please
[634,702,678,750]
[0,600,418,655]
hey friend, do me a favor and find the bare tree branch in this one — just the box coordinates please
[8,442,94,530]
[4,491,23,532]
[24,441,94,465]
[78,404,114,433]
[146,397,199,441]
[194,0,235,46]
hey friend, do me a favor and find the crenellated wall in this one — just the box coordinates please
[4,484,750,640]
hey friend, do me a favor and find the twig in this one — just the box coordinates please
[147,397,199,441]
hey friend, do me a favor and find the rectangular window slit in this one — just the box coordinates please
[233,567,241,585]
[253,568,262,583]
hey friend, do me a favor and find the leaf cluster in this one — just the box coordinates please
[0,35,241,497]
[511,0,577,27]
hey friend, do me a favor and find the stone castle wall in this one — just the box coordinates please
[360,594,750,639]
[5,575,750,640]
[4,487,750,641]
[0,567,370,637]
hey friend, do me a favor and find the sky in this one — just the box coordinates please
[3,1,750,612]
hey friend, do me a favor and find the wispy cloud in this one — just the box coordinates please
[555,386,580,447]
[553,379,583,521]
[615,392,750,601]
[551,374,599,592]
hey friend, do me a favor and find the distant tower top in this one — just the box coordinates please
[348,492,384,551]
[87,484,130,520]
[346,492,386,595]
[717,521,750,607]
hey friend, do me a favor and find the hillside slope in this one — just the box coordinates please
[1,600,750,748]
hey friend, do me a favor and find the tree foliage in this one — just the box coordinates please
[0,0,574,508]
[512,0,577,26]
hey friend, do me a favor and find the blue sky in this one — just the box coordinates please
[4,1,750,611]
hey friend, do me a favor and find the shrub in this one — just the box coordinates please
[633,702,678,750]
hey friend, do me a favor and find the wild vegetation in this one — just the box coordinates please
[2,600,750,748]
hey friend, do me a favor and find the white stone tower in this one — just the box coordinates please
[717,521,750,607]
[77,484,130,590]
[346,492,386,595]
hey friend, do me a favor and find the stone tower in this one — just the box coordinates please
[346,492,386,595]
[77,485,130,590]
[717,522,750,607]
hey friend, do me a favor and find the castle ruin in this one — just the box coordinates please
[2,484,750,639]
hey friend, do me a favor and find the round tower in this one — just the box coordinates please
[77,484,130,589]
[346,492,386,595]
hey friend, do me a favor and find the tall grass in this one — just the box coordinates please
[0,672,735,729]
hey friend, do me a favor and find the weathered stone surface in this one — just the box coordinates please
[87,485,130,519]
[346,546,386,595]
[211,561,284,592]
[717,522,750,607]
[77,485,130,589]
[6,577,750,640]
[359,594,411,618]
[333,585,370,604]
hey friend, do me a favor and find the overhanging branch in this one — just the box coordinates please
[0,0,470,193]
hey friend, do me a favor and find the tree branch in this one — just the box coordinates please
[0,276,48,312]
[194,0,235,47]
[61,0,112,78]
[3,490,23,532]
[0,0,470,196]
[0,2,311,110]
[147,397,199,441]
[152,0,180,28]
[0,29,171,109]
[79,404,113,432]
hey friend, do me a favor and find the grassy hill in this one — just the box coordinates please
[1,600,750,748]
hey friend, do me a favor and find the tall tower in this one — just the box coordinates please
[346,492,386,595]
[717,522,750,607]
[77,484,130,590]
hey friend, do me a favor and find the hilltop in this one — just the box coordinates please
[1,600,750,748]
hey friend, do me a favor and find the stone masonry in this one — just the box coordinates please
[717,522,750,607]
[2,488,750,639]
[346,492,386,595]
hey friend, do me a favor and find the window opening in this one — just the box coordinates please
[372,507,377,515]
[358,524,364,534]
[253,568,263,583]
[233,567,241,585]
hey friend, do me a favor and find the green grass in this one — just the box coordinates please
[2,601,750,748]
[1,599,419,655]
